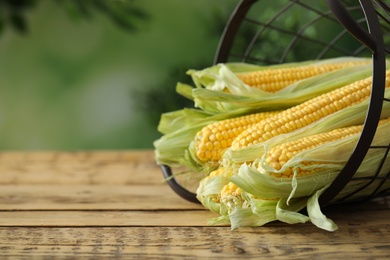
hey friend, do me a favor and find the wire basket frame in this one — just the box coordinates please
[162,0,390,206]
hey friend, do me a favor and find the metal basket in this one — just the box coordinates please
[161,0,390,206]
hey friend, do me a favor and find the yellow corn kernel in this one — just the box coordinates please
[208,167,225,178]
[266,117,390,178]
[236,60,370,93]
[267,124,363,177]
[221,182,242,197]
[201,167,230,203]
[194,111,280,162]
[220,181,244,210]
[232,70,390,150]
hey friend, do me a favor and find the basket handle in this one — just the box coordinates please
[161,165,200,204]
[326,0,378,52]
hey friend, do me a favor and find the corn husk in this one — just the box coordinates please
[197,117,390,231]
[187,57,372,114]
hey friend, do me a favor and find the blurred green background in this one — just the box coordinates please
[0,0,238,150]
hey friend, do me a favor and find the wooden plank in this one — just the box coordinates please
[0,150,169,185]
[0,150,154,164]
[0,184,388,211]
[0,210,218,227]
[0,185,203,210]
[0,150,389,258]
[0,207,388,227]
[0,226,389,258]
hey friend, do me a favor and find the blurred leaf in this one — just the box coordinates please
[54,0,149,33]
[9,13,27,33]
[0,16,4,35]
[0,0,38,34]
[92,0,148,32]
[3,0,37,9]
[0,0,148,36]
[73,0,91,17]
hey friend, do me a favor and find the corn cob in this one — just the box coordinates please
[264,116,390,178]
[231,70,390,150]
[266,124,363,178]
[197,167,240,205]
[236,60,370,93]
[195,167,235,215]
[194,111,280,162]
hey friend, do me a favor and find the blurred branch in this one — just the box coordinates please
[55,0,149,32]
[0,0,38,34]
[0,0,148,35]
[90,0,148,32]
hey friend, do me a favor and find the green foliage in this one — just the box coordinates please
[0,1,238,150]
[0,0,148,35]
[54,0,148,32]
[0,0,38,34]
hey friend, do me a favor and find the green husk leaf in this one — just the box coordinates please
[196,168,233,216]
[231,163,339,200]
[192,64,372,113]
[154,123,204,170]
[156,108,207,135]
[307,187,338,231]
[229,194,308,228]
[189,57,370,95]
[198,180,310,228]
[154,106,261,171]
[276,198,310,224]
[229,207,274,229]
[187,58,372,114]
[176,82,194,101]
[207,215,231,226]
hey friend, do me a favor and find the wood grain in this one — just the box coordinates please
[0,150,164,185]
[0,185,202,210]
[0,206,388,227]
[0,210,217,227]
[0,226,389,259]
[0,150,389,258]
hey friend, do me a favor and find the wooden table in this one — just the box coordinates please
[0,150,389,259]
